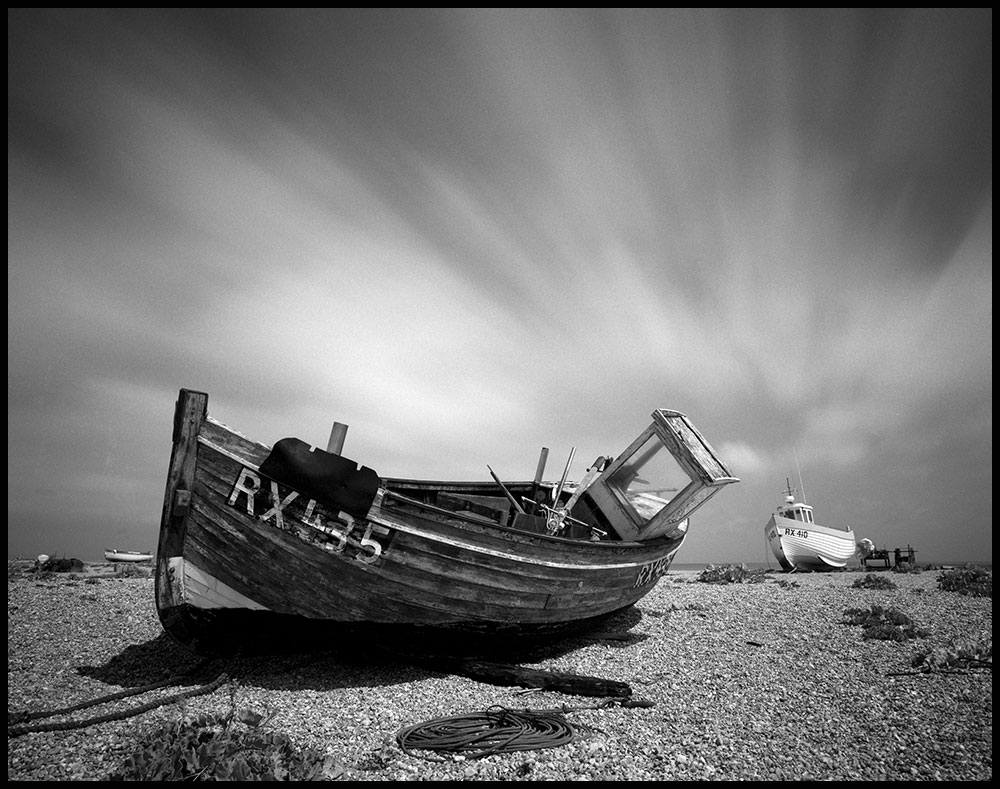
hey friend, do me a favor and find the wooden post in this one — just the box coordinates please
[327,422,348,455]
[531,447,549,504]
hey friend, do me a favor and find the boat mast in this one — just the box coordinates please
[794,453,807,504]
[552,447,576,505]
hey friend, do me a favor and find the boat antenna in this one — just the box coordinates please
[552,447,576,506]
[794,453,807,504]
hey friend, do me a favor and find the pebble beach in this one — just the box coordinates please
[7,561,992,781]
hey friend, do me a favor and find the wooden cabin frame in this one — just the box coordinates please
[571,410,738,542]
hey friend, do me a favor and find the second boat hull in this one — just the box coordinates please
[105,549,153,563]
[764,515,856,571]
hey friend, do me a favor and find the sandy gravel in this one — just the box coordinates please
[6,562,992,781]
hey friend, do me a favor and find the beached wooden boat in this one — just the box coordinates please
[764,481,856,571]
[156,389,739,655]
[105,548,154,563]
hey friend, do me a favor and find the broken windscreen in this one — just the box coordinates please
[606,433,694,522]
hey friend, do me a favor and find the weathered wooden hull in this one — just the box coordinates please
[764,515,856,571]
[157,390,730,655]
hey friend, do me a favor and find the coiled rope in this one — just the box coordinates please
[397,699,651,761]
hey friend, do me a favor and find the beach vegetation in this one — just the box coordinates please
[34,555,85,573]
[672,601,710,612]
[842,605,929,641]
[110,687,344,781]
[112,562,153,578]
[851,573,897,591]
[910,638,993,673]
[936,565,992,598]
[696,564,768,584]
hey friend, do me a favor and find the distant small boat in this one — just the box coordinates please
[105,548,154,563]
[764,480,855,571]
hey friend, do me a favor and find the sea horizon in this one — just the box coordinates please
[670,559,991,571]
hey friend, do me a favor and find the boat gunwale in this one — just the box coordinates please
[768,512,856,538]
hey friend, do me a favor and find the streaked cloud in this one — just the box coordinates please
[8,8,991,565]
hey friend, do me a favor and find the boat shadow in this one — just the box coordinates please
[76,633,444,692]
[76,608,646,693]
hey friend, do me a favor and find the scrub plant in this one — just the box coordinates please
[842,604,929,642]
[936,565,992,598]
[110,684,343,781]
[697,564,768,584]
[851,573,897,591]
[910,639,992,673]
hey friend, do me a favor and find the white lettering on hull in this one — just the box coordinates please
[227,468,390,565]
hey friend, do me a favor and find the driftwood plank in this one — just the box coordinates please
[449,659,632,698]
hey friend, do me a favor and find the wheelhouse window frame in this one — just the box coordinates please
[580,409,739,541]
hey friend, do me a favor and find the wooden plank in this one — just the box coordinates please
[653,410,738,484]
[436,492,509,525]
[181,560,270,610]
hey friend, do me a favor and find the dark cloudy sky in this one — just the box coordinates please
[8,8,992,565]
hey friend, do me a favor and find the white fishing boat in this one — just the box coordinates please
[764,480,855,571]
[105,548,154,563]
